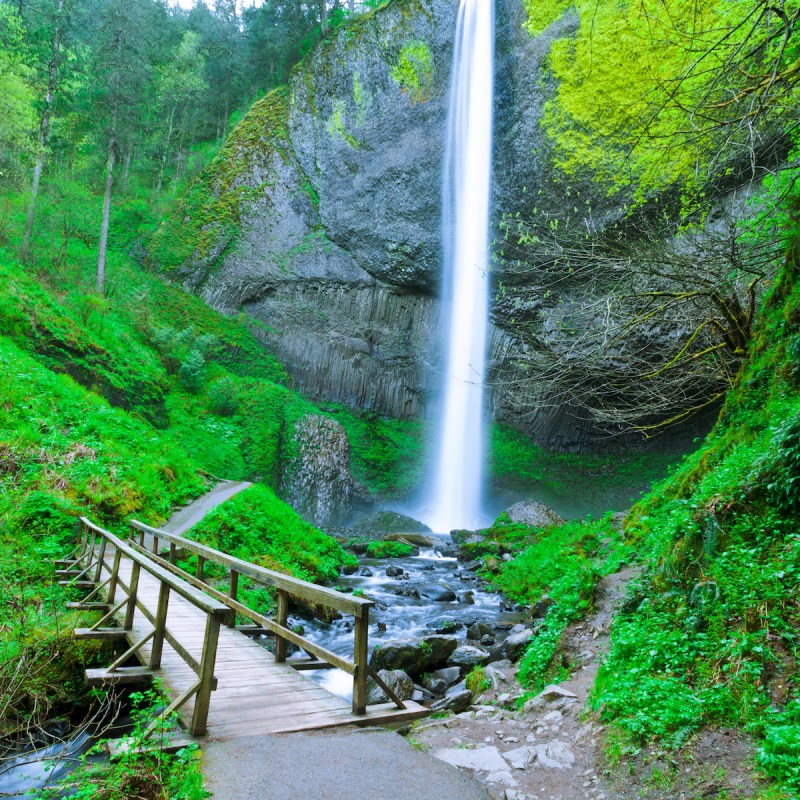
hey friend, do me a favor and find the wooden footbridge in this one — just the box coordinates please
[57,517,427,741]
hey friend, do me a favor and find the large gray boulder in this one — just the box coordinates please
[370,635,458,676]
[282,415,353,526]
[505,500,566,528]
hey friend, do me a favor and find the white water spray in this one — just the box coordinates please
[424,0,494,532]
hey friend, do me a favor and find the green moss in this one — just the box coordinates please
[391,40,433,105]
[327,100,361,148]
[365,540,414,558]
[148,87,291,274]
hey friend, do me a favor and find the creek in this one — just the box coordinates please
[294,535,523,702]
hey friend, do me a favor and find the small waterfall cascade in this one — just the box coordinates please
[424,0,495,532]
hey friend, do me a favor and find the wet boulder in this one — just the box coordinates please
[467,621,494,641]
[370,635,457,676]
[385,565,404,578]
[419,581,457,602]
[490,628,534,663]
[385,532,435,548]
[430,687,473,714]
[421,666,462,695]
[366,669,415,705]
[448,645,490,670]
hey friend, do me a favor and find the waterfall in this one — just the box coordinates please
[424,0,494,533]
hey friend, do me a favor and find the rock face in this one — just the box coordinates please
[157,0,723,448]
[282,415,354,526]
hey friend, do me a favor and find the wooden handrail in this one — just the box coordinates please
[129,519,374,617]
[72,518,230,736]
[81,519,230,617]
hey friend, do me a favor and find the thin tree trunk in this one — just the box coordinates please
[319,0,328,37]
[96,136,116,296]
[348,0,354,14]
[121,146,132,192]
[97,28,121,296]
[21,0,64,262]
[157,106,175,194]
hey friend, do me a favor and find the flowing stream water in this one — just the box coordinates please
[423,0,495,533]
[300,538,522,701]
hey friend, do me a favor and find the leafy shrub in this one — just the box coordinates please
[465,665,491,695]
[207,377,241,416]
[178,349,206,393]
[756,703,800,792]
[365,541,414,559]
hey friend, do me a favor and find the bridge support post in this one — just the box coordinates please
[353,606,369,715]
[192,612,221,736]
[275,590,289,662]
[124,562,141,630]
[150,582,171,669]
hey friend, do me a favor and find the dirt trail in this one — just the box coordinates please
[413,566,639,800]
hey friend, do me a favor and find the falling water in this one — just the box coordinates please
[424,0,494,532]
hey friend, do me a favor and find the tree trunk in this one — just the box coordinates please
[157,106,175,194]
[121,146,132,192]
[97,28,122,296]
[349,0,354,14]
[21,0,64,263]
[319,0,328,37]
[96,135,116,296]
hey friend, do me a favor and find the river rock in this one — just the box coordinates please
[394,584,420,599]
[385,565,404,578]
[459,591,475,605]
[419,581,457,602]
[423,635,459,665]
[430,689,474,714]
[448,645,490,670]
[422,666,461,695]
[282,415,354,527]
[433,746,509,773]
[505,500,566,529]
[491,628,533,663]
[370,635,457,675]
[366,669,415,705]
[467,621,495,640]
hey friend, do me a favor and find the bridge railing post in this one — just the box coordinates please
[196,555,206,584]
[352,606,369,715]
[124,561,141,630]
[93,535,107,584]
[191,612,221,736]
[107,548,122,604]
[150,582,171,669]
[275,589,289,662]
[227,570,239,628]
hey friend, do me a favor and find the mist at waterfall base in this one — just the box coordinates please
[417,0,495,535]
